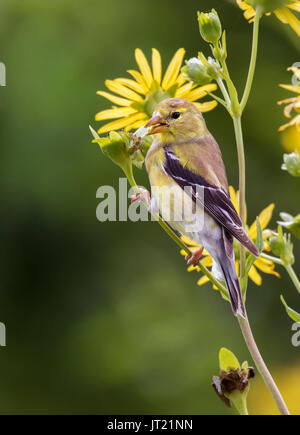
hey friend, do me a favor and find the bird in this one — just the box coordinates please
[135,98,259,317]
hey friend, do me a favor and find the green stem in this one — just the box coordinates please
[241,9,261,112]
[260,253,300,295]
[238,314,290,415]
[124,166,229,296]
[232,116,246,280]
[229,390,249,415]
[216,77,231,107]
[260,252,283,265]
[285,264,300,295]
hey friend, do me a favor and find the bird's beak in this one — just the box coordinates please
[145,115,168,135]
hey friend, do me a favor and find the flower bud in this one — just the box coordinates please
[278,212,300,240]
[212,348,254,415]
[270,226,295,266]
[197,9,222,45]
[181,58,213,85]
[245,0,293,14]
[282,152,300,177]
[90,126,147,177]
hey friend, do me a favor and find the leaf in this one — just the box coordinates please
[219,347,240,372]
[256,217,264,253]
[89,125,100,140]
[280,295,300,323]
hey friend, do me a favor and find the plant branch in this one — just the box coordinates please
[285,264,300,295]
[232,116,246,280]
[260,252,283,265]
[238,314,290,415]
[241,9,261,112]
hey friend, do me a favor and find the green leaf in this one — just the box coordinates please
[256,216,264,253]
[280,295,300,323]
[219,347,240,372]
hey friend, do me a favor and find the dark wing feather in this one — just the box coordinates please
[163,146,259,257]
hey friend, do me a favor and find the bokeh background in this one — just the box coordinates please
[0,0,299,415]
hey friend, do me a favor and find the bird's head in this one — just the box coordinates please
[145,98,208,141]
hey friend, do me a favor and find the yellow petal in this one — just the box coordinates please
[162,48,185,91]
[95,107,137,121]
[274,7,300,37]
[183,83,217,101]
[236,0,256,21]
[201,256,213,267]
[235,260,239,277]
[229,186,239,214]
[97,91,131,107]
[254,257,280,277]
[124,119,148,131]
[280,84,300,94]
[248,265,262,286]
[135,49,153,89]
[249,204,275,240]
[289,3,300,13]
[180,235,200,247]
[114,78,145,94]
[105,80,143,102]
[193,101,218,112]
[279,115,300,131]
[97,112,147,134]
[187,264,200,272]
[176,72,187,87]
[197,275,210,286]
[152,48,162,85]
[127,70,149,93]
[174,82,195,98]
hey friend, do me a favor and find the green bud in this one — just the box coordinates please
[245,0,294,14]
[212,348,254,415]
[89,126,147,177]
[270,226,295,266]
[278,212,300,239]
[197,9,222,45]
[282,151,300,177]
[181,58,213,85]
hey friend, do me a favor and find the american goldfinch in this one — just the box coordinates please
[141,98,259,317]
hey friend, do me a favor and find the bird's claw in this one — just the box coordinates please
[130,188,151,206]
[185,247,204,266]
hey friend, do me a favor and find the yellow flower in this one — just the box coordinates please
[180,186,279,288]
[95,48,217,134]
[280,125,300,151]
[278,66,300,132]
[236,0,300,36]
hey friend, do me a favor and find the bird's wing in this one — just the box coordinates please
[163,145,259,257]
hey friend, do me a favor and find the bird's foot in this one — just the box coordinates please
[130,188,151,207]
[185,247,204,266]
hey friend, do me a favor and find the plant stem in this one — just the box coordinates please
[241,9,261,112]
[233,116,246,280]
[237,314,290,415]
[216,77,231,107]
[260,253,300,295]
[260,252,283,265]
[285,264,300,295]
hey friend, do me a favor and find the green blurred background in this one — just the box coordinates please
[0,0,299,415]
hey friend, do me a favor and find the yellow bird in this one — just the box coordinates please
[136,98,259,317]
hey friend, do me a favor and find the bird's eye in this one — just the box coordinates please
[171,111,181,119]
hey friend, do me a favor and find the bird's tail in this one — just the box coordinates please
[219,257,246,318]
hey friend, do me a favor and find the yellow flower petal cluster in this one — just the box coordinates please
[236,0,300,36]
[180,186,279,288]
[278,66,300,132]
[95,49,217,134]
